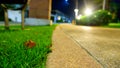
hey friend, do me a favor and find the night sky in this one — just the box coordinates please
[52,0,84,18]
[52,0,120,19]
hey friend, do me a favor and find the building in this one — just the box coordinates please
[8,10,21,22]
[7,4,29,23]
[8,0,52,23]
[51,10,71,23]
[29,0,52,20]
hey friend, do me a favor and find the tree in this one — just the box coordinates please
[0,0,30,30]
[109,0,120,22]
[83,0,102,10]
[83,0,110,10]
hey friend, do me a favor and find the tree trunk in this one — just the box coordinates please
[103,0,106,10]
[105,0,110,10]
[21,0,31,30]
[103,0,110,10]
[4,9,9,30]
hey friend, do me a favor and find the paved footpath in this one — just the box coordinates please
[59,24,120,68]
[46,24,102,68]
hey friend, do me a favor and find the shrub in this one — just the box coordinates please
[76,10,112,26]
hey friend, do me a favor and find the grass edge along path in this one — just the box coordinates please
[0,25,57,68]
[103,23,120,28]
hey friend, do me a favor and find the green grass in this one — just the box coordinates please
[0,25,57,68]
[105,23,120,28]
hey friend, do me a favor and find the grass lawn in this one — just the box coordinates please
[106,23,120,28]
[0,25,57,68]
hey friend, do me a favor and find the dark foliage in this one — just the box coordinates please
[76,10,112,26]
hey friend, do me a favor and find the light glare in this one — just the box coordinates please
[57,16,61,20]
[85,8,92,16]
[65,0,68,2]
[74,9,79,18]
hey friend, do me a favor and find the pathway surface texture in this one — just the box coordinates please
[61,24,120,68]
[46,24,102,68]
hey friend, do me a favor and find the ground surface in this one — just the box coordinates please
[58,24,120,68]
[46,24,102,68]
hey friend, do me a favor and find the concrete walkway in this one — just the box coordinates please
[59,24,120,68]
[46,24,102,68]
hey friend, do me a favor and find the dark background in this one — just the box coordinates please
[52,0,120,20]
[0,0,27,4]
[52,0,84,18]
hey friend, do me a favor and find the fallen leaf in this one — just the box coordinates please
[24,40,36,48]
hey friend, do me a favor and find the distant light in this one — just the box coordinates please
[65,0,68,2]
[74,9,79,13]
[85,8,92,16]
[74,9,79,17]
[76,14,82,20]
[57,16,61,20]
[65,0,69,5]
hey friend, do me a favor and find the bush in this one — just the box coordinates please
[76,10,112,26]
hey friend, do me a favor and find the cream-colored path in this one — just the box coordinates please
[46,24,102,68]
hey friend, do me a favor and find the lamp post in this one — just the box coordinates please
[73,0,79,24]
[103,0,106,10]
[74,9,79,18]
[74,0,78,18]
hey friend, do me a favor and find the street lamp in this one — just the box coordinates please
[74,9,79,18]
[74,0,79,18]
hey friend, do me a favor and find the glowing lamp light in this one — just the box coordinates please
[74,9,79,18]
[57,16,61,20]
[74,9,79,12]
[65,0,68,2]
[85,8,92,16]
